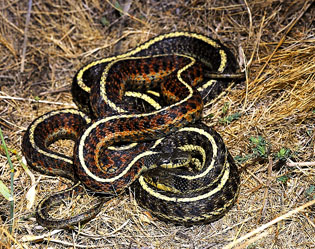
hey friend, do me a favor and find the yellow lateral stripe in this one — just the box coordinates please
[149,195,237,222]
[76,32,223,93]
[138,161,230,202]
[125,91,162,110]
[108,142,138,151]
[145,90,160,97]
[218,49,227,72]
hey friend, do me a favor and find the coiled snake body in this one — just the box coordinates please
[22,32,242,228]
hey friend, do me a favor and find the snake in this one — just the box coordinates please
[22,32,243,228]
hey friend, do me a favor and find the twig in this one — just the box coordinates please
[234,228,272,249]
[38,87,70,96]
[43,238,112,248]
[0,95,74,106]
[222,198,315,249]
[257,156,273,222]
[21,229,63,243]
[286,160,315,167]
[20,0,33,72]
[243,0,253,40]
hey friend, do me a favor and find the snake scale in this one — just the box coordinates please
[22,32,242,228]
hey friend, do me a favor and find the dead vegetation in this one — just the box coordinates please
[0,0,314,248]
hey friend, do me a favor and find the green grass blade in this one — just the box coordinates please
[0,127,15,233]
[0,180,12,201]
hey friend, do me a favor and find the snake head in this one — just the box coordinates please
[156,149,192,169]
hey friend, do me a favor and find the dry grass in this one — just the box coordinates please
[0,0,314,248]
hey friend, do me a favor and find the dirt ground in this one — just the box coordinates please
[0,0,314,248]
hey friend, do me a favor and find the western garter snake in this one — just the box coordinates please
[22,31,243,228]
